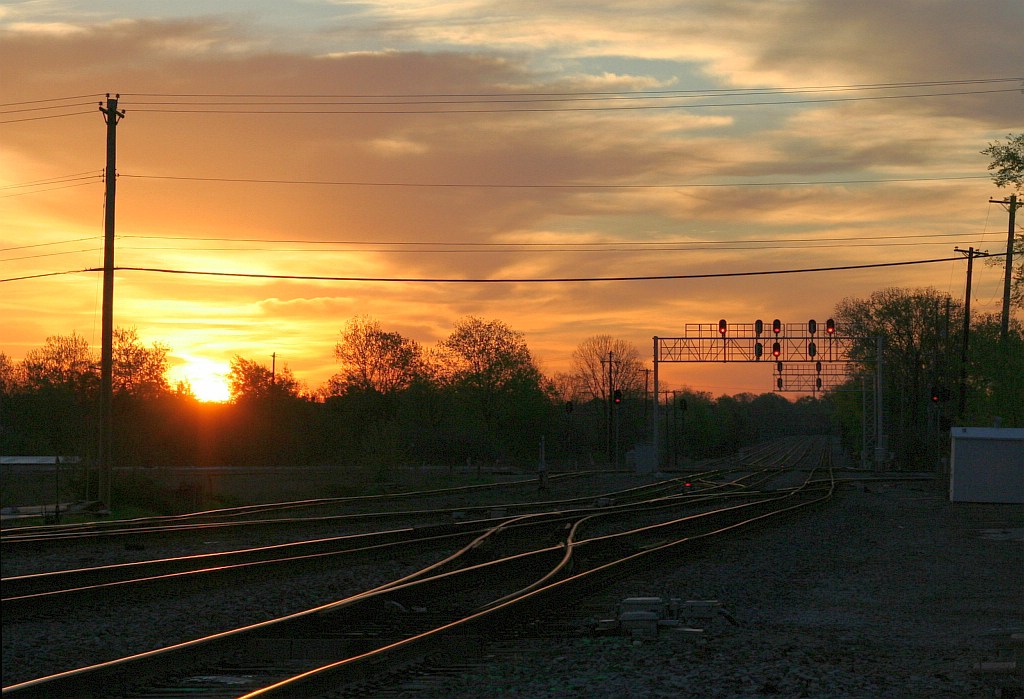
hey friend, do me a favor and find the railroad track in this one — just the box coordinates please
[3,455,835,698]
[1,470,770,619]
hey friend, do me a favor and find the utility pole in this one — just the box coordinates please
[954,247,990,420]
[98,94,125,510]
[989,193,1019,344]
[607,351,614,465]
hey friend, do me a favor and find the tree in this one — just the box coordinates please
[432,317,547,461]
[983,132,1024,193]
[113,327,171,399]
[570,335,646,401]
[434,316,542,392]
[21,332,95,391]
[0,352,25,395]
[982,132,1024,310]
[332,316,423,395]
[834,288,963,468]
[227,355,298,401]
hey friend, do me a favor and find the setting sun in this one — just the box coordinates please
[170,359,231,403]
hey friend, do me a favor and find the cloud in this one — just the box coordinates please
[3,7,1019,393]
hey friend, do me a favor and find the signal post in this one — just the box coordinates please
[652,319,886,472]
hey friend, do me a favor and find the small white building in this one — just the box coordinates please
[949,427,1024,504]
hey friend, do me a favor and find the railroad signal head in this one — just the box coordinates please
[816,360,822,374]
[826,318,836,335]
[754,342,764,359]
[754,319,764,336]
[808,341,817,358]
[613,389,622,404]
[772,341,781,358]
[777,377,784,390]
[816,377,823,390]
[772,318,782,334]
[808,319,817,335]
[776,361,783,373]
[718,319,727,335]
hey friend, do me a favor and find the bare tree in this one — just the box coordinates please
[570,335,645,401]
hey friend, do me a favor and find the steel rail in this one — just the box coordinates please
[241,467,836,698]
[2,464,832,698]
[0,470,720,546]
[1,476,770,610]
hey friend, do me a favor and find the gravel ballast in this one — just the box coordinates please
[3,476,1022,697]
[401,479,1023,698]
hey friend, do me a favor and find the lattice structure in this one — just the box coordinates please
[656,321,855,368]
[651,320,887,471]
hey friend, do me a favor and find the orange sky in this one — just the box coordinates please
[2,2,1022,399]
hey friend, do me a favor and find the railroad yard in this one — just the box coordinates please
[2,436,1021,698]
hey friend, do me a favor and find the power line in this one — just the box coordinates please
[2,247,102,262]
[0,110,96,124]
[0,94,106,107]
[1,181,102,198]
[2,254,1005,285]
[121,78,1020,99]
[0,101,105,115]
[108,255,1003,282]
[116,230,978,248]
[113,240,973,255]
[119,173,990,189]
[0,236,100,252]
[126,87,1021,115]
[0,171,105,190]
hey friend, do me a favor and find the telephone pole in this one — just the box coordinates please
[989,193,1020,344]
[954,247,990,419]
[98,94,125,510]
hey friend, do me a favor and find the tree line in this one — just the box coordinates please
[832,291,1022,469]
[1,317,834,478]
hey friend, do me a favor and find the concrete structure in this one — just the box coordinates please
[949,427,1024,504]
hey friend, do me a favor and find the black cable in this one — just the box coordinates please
[119,173,989,189]
[3,254,1003,285]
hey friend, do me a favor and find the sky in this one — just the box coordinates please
[2,0,1022,401]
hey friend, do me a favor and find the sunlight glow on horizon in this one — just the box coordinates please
[2,3,1019,400]
[168,358,231,403]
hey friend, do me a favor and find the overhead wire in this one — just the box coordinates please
[125,88,1021,115]
[120,78,1021,99]
[118,173,990,189]
[110,230,978,255]
[1,254,1005,285]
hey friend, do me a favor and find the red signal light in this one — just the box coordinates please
[718,319,727,335]
[772,319,782,334]
[772,341,781,358]
[826,318,836,335]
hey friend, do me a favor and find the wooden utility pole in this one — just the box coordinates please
[954,247,990,419]
[990,193,1019,344]
[98,94,125,509]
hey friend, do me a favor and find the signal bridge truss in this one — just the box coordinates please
[652,320,887,471]
[655,321,861,392]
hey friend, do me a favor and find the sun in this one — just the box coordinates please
[170,358,231,403]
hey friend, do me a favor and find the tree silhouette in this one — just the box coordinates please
[331,316,423,395]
